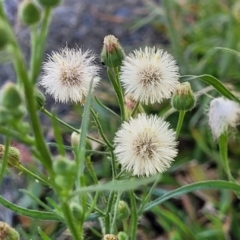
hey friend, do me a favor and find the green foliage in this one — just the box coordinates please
[0,0,240,239]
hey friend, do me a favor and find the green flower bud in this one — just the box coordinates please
[117,200,130,220]
[10,106,26,120]
[70,202,83,221]
[19,0,41,25]
[171,82,196,111]
[0,21,11,49]
[53,157,76,175]
[101,35,125,67]
[37,0,61,7]
[0,222,20,240]
[0,144,21,168]
[0,82,22,109]
[0,106,12,125]
[103,234,118,240]
[34,88,46,110]
[117,232,129,240]
[54,175,74,189]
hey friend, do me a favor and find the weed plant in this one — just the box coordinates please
[0,0,240,240]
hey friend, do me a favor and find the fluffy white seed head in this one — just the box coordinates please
[39,47,100,103]
[120,47,180,105]
[208,97,240,139]
[114,113,178,176]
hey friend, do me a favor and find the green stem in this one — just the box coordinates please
[94,96,121,121]
[41,108,105,146]
[110,192,121,233]
[123,219,128,233]
[85,156,98,184]
[11,44,53,175]
[85,156,107,208]
[29,24,38,81]
[1,11,53,175]
[0,137,10,186]
[129,190,138,240]
[17,165,53,188]
[41,108,78,132]
[0,127,34,145]
[131,101,140,117]
[114,67,124,100]
[219,133,233,180]
[1,3,53,175]
[176,111,186,138]
[31,7,52,84]
[2,3,53,173]
[104,191,115,234]
[90,108,113,150]
[79,176,87,222]
[107,68,125,121]
[110,151,117,179]
[138,176,160,215]
[61,200,82,240]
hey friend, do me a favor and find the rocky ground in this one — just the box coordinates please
[0,0,164,86]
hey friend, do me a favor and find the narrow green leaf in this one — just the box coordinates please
[19,189,53,212]
[154,206,196,240]
[51,112,65,156]
[182,74,240,103]
[38,227,51,240]
[90,108,113,150]
[144,180,240,212]
[0,127,34,145]
[215,47,240,58]
[76,78,93,179]
[69,176,158,200]
[0,195,63,221]
[94,96,121,120]
[0,137,10,186]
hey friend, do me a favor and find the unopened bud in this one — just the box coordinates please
[0,222,20,240]
[117,232,128,240]
[125,94,136,110]
[0,21,11,49]
[101,35,125,67]
[70,202,83,221]
[71,132,80,148]
[0,82,22,109]
[37,0,61,7]
[54,175,73,189]
[53,157,76,175]
[0,107,11,125]
[19,0,41,25]
[171,82,195,111]
[0,144,21,167]
[103,234,118,240]
[71,132,92,150]
[10,106,26,120]
[117,201,130,220]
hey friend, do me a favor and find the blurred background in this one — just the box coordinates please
[1,0,240,239]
